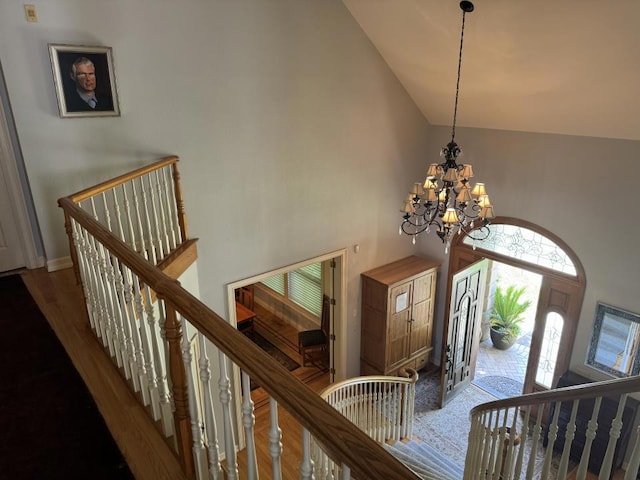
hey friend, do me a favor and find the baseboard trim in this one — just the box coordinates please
[47,256,73,272]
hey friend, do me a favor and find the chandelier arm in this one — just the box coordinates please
[460,223,491,241]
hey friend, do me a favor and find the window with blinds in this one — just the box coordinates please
[260,262,322,317]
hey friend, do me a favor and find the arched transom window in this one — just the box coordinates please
[463,224,577,275]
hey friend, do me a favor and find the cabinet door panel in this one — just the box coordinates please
[388,282,411,367]
[413,273,434,304]
[409,299,430,356]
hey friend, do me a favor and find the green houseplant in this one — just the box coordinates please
[487,285,532,350]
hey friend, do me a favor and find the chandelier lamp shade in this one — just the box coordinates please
[399,1,495,253]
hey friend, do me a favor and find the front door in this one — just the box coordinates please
[439,258,488,407]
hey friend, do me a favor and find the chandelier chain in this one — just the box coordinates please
[399,0,494,252]
[451,8,468,143]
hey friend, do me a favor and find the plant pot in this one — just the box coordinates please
[490,327,516,350]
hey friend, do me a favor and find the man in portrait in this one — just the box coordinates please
[65,56,114,112]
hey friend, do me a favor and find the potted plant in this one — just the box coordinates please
[487,285,532,350]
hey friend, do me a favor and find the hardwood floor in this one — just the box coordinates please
[19,267,630,479]
[22,267,329,479]
[22,268,188,480]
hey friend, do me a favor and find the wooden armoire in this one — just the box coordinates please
[360,256,439,376]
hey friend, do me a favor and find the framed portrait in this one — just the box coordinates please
[586,302,640,378]
[48,44,120,118]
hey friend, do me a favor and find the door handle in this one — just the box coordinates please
[444,344,453,374]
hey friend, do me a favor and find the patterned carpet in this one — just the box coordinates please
[248,331,300,390]
[411,372,572,478]
[473,375,524,399]
[412,373,495,467]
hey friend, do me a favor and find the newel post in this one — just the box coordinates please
[164,301,195,478]
[171,161,189,243]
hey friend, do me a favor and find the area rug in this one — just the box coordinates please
[248,331,300,390]
[0,274,134,479]
[413,372,496,467]
[411,372,572,478]
[474,375,524,399]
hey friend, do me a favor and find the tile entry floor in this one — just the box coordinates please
[474,331,532,385]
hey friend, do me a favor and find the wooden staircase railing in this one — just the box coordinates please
[308,369,419,478]
[465,375,640,480]
[58,156,421,480]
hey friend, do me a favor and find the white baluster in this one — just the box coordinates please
[121,184,141,253]
[132,276,152,406]
[142,285,165,420]
[144,175,165,260]
[512,405,531,480]
[110,188,127,244]
[218,352,238,480]
[130,179,152,261]
[576,396,602,479]
[525,406,545,480]
[196,333,222,479]
[340,463,350,480]
[558,400,580,479]
[624,426,640,480]
[600,394,628,480]
[71,222,97,331]
[269,397,283,480]
[180,316,207,480]
[479,411,493,479]
[122,265,145,393]
[464,413,482,478]
[154,300,174,436]
[486,409,501,479]
[240,372,259,480]
[501,407,520,480]
[542,401,563,479]
[91,236,115,356]
[152,169,171,255]
[492,409,508,480]
[300,428,315,480]
[159,166,178,250]
[103,249,125,369]
[111,256,132,380]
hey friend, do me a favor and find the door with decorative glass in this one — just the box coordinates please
[440,258,488,407]
[445,218,586,401]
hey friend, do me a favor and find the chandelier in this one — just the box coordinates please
[400,0,495,253]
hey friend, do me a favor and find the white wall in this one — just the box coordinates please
[426,125,640,379]
[0,0,432,377]
[4,0,636,380]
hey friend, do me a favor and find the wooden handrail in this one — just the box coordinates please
[320,369,418,398]
[470,375,640,417]
[58,196,420,480]
[68,156,180,203]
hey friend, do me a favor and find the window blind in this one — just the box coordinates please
[260,262,322,318]
[261,273,285,296]
[288,263,322,317]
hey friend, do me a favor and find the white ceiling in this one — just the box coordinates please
[342,0,640,141]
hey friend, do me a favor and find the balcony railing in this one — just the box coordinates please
[58,156,420,480]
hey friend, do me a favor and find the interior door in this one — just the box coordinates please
[0,139,26,272]
[439,258,488,407]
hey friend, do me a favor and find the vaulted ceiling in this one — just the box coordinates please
[342,0,640,141]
